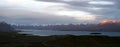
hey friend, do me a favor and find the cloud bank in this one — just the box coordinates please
[0,0,120,24]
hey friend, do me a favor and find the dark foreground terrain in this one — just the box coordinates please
[0,31,120,47]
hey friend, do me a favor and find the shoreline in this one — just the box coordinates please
[16,29,120,32]
[17,30,120,37]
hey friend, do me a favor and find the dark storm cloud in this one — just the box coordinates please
[36,0,89,7]
[36,0,119,8]
[35,0,118,14]
[36,0,62,2]
[36,0,120,21]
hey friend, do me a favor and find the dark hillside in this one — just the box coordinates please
[0,22,14,31]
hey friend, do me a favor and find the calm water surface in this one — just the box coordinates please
[18,29,120,36]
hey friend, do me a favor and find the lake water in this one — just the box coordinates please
[18,29,120,36]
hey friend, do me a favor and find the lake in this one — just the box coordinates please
[18,29,120,36]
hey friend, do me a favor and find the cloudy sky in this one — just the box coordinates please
[0,0,120,25]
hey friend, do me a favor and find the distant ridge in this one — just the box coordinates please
[0,21,14,31]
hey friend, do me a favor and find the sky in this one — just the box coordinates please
[0,0,120,25]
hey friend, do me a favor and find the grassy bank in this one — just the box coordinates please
[0,31,120,47]
[0,31,49,47]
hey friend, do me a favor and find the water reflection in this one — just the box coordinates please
[18,29,120,36]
